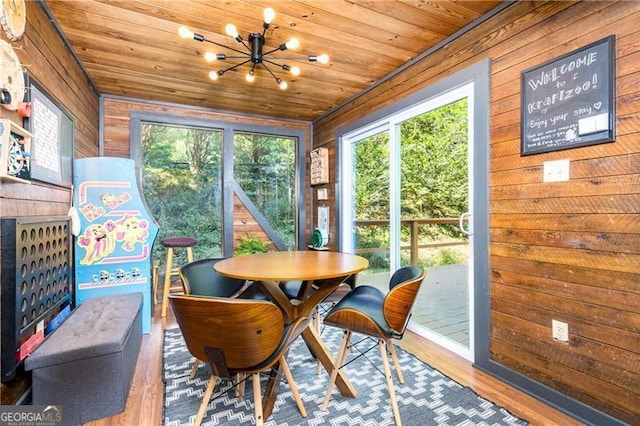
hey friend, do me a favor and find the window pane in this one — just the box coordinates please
[233,132,296,250]
[141,124,223,263]
[353,130,390,275]
[399,97,470,348]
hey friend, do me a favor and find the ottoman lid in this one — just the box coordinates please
[25,293,143,370]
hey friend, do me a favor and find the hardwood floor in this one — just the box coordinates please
[85,303,583,426]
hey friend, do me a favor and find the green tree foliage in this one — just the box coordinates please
[354,131,390,221]
[400,99,468,219]
[142,125,223,263]
[353,98,469,269]
[234,132,296,249]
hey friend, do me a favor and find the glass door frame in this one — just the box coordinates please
[337,60,490,362]
[129,111,308,256]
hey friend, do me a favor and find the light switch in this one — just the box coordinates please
[543,159,570,182]
[578,113,609,136]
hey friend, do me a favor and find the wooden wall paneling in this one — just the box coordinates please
[0,2,99,215]
[102,97,311,158]
[21,4,99,158]
[0,4,99,403]
[313,1,640,423]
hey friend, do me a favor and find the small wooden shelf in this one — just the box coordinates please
[0,119,32,183]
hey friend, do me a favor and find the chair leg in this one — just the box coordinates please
[281,358,307,418]
[313,307,321,374]
[161,247,174,317]
[321,330,351,411]
[234,374,246,401]
[190,359,200,379]
[252,373,264,426]
[387,340,404,384]
[194,374,217,426]
[152,260,159,306]
[378,340,402,426]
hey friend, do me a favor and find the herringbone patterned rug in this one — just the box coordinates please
[163,327,527,425]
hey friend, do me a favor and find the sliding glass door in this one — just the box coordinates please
[341,83,477,360]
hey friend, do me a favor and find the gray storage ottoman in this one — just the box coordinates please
[25,293,143,426]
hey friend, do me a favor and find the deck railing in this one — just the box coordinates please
[353,217,469,265]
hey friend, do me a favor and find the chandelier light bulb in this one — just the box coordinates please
[263,7,276,24]
[178,26,193,39]
[285,38,300,50]
[317,53,329,64]
[225,23,239,39]
[204,52,217,62]
[279,80,288,90]
[246,70,255,83]
[209,71,219,81]
[290,66,301,76]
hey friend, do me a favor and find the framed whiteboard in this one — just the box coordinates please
[23,75,74,186]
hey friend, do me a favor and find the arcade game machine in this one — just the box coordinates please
[73,157,158,333]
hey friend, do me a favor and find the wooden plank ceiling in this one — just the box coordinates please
[43,0,503,121]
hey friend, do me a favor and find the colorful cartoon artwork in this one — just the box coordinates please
[77,222,117,265]
[115,214,150,252]
[77,214,151,264]
[89,267,144,284]
[100,192,132,209]
[79,203,107,222]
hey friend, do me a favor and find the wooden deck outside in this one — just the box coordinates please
[362,263,470,347]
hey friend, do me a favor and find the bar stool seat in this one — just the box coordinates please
[159,236,198,317]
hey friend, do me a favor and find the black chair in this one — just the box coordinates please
[321,266,426,425]
[170,295,309,426]
[179,257,247,297]
[178,257,268,377]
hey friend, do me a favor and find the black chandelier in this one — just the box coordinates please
[178,7,329,90]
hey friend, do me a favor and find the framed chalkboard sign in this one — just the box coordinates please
[521,36,615,156]
[22,75,74,186]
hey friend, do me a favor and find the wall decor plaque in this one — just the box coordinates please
[521,36,615,156]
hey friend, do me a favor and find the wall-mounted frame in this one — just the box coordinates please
[310,147,329,185]
[22,75,74,187]
[521,36,615,156]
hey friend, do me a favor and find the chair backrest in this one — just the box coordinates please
[169,295,285,372]
[383,266,426,336]
[179,258,246,297]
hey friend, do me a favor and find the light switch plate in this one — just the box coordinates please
[543,159,570,182]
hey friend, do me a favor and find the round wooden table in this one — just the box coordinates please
[215,251,368,321]
[215,250,368,418]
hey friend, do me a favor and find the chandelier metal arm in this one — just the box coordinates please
[260,61,281,84]
[202,38,249,57]
[222,55,251,60]
[262,45,284,56]
[262,57,286,69]
[219,59,252,75]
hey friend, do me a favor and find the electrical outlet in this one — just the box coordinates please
[552,319,569,342]
[543,159,570,182]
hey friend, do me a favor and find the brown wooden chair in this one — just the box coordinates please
[321,266,426,426]
[169,294,309,426]
[178,257,251,379]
